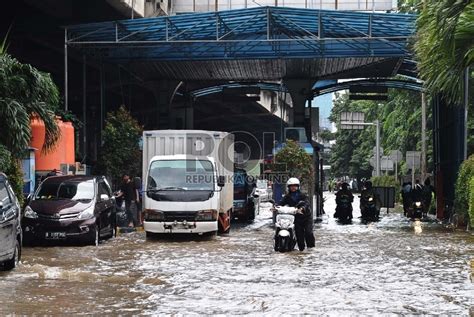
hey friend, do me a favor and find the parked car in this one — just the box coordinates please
[233,168,257,222]
[0,173,22,270]
[23,175,116,246]
[255,179,272,202]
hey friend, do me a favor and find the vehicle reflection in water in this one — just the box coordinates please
[0,194,473,315]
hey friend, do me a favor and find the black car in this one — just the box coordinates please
[233,168,257,222]
[23,175,116,246]
[0,173,22,270]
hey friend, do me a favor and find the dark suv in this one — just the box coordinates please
[0,173,22,270]
[23,175,116,246]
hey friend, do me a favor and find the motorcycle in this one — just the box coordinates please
[409,200,424,220]
[273,205,298,253]
[360,194,379,222]
[335,195,353,223]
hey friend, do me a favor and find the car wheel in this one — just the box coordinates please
[4,239,20,270]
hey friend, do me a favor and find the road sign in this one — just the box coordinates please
[406,151,421,169]
[373,146,384,156]
[389,150,403,163]
[339,112,365,130]
[381,156,394,171]
[369,156,376,167]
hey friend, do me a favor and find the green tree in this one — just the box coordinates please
[96,106,143,188]
[0,54,61,156]
[328,89,433,180]
[274,140,314,193]
[415,0,474,105]
[0,35,61,202]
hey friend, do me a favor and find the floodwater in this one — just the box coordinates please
[1,192,473,315]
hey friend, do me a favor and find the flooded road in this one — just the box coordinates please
[1,192,473,315]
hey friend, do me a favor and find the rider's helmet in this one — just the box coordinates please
[341,182,349,190]
[364,180,373,190]
[287,177,300,188]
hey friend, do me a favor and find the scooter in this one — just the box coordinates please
[335,195,353,223]
[409,200,424,220]
[360,195,379,222]
[273,205,298,252]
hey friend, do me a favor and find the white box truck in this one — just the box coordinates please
[142,130,234,236]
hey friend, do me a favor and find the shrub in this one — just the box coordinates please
[371,175,398,187]
[454,155,474,224]
[0,145,24,205]
[469,177,474,228]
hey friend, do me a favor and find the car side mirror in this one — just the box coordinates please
[100,194,110,201]
[217,176,225,187]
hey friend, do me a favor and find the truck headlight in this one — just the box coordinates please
[24,206,38,219]
[78,205,95,220]
[144,209,164,221]
[196,209,218,221]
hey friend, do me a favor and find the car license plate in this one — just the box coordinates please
[45,232,66,239]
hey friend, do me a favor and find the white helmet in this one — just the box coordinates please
[287,177,300,187]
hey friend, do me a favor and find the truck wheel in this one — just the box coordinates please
[3,239,20,270]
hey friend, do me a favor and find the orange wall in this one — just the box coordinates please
[30,117,75,171]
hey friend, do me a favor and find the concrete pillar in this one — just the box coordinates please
[284,79,316,138]
[432,94,466,220]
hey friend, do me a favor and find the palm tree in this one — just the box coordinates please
[0,49,61,157]
[415,0,474,104]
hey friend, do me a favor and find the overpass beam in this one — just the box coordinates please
[284,79,316,138]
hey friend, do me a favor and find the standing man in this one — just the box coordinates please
[279,177,315,251]
[117,174,138,227]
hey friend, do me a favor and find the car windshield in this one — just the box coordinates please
[148,159,214,191]
[35,181,95,201]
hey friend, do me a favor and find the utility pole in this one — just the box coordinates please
[375,119,381,177]
[421,92,427,181]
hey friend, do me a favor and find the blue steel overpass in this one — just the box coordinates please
[66,6,466,219]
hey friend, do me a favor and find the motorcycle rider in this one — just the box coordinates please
[360,180,380,218]
[401,182,412,216]
[335,182,354,219]
[422,178,435,215]
[279,178,315,251]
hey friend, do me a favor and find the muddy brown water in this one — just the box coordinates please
[1,195,473,315]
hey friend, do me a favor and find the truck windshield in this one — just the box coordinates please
[148,159,215,191]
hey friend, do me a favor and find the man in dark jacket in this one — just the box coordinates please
[279,177,315,251]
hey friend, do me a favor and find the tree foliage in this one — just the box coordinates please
[455,154,474,223]
[415,0,474,105]
[0,39,62,202]
[274,140,314,193]
[328,89,432,179]
[96,106,143,188]
[0,53,61,156]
